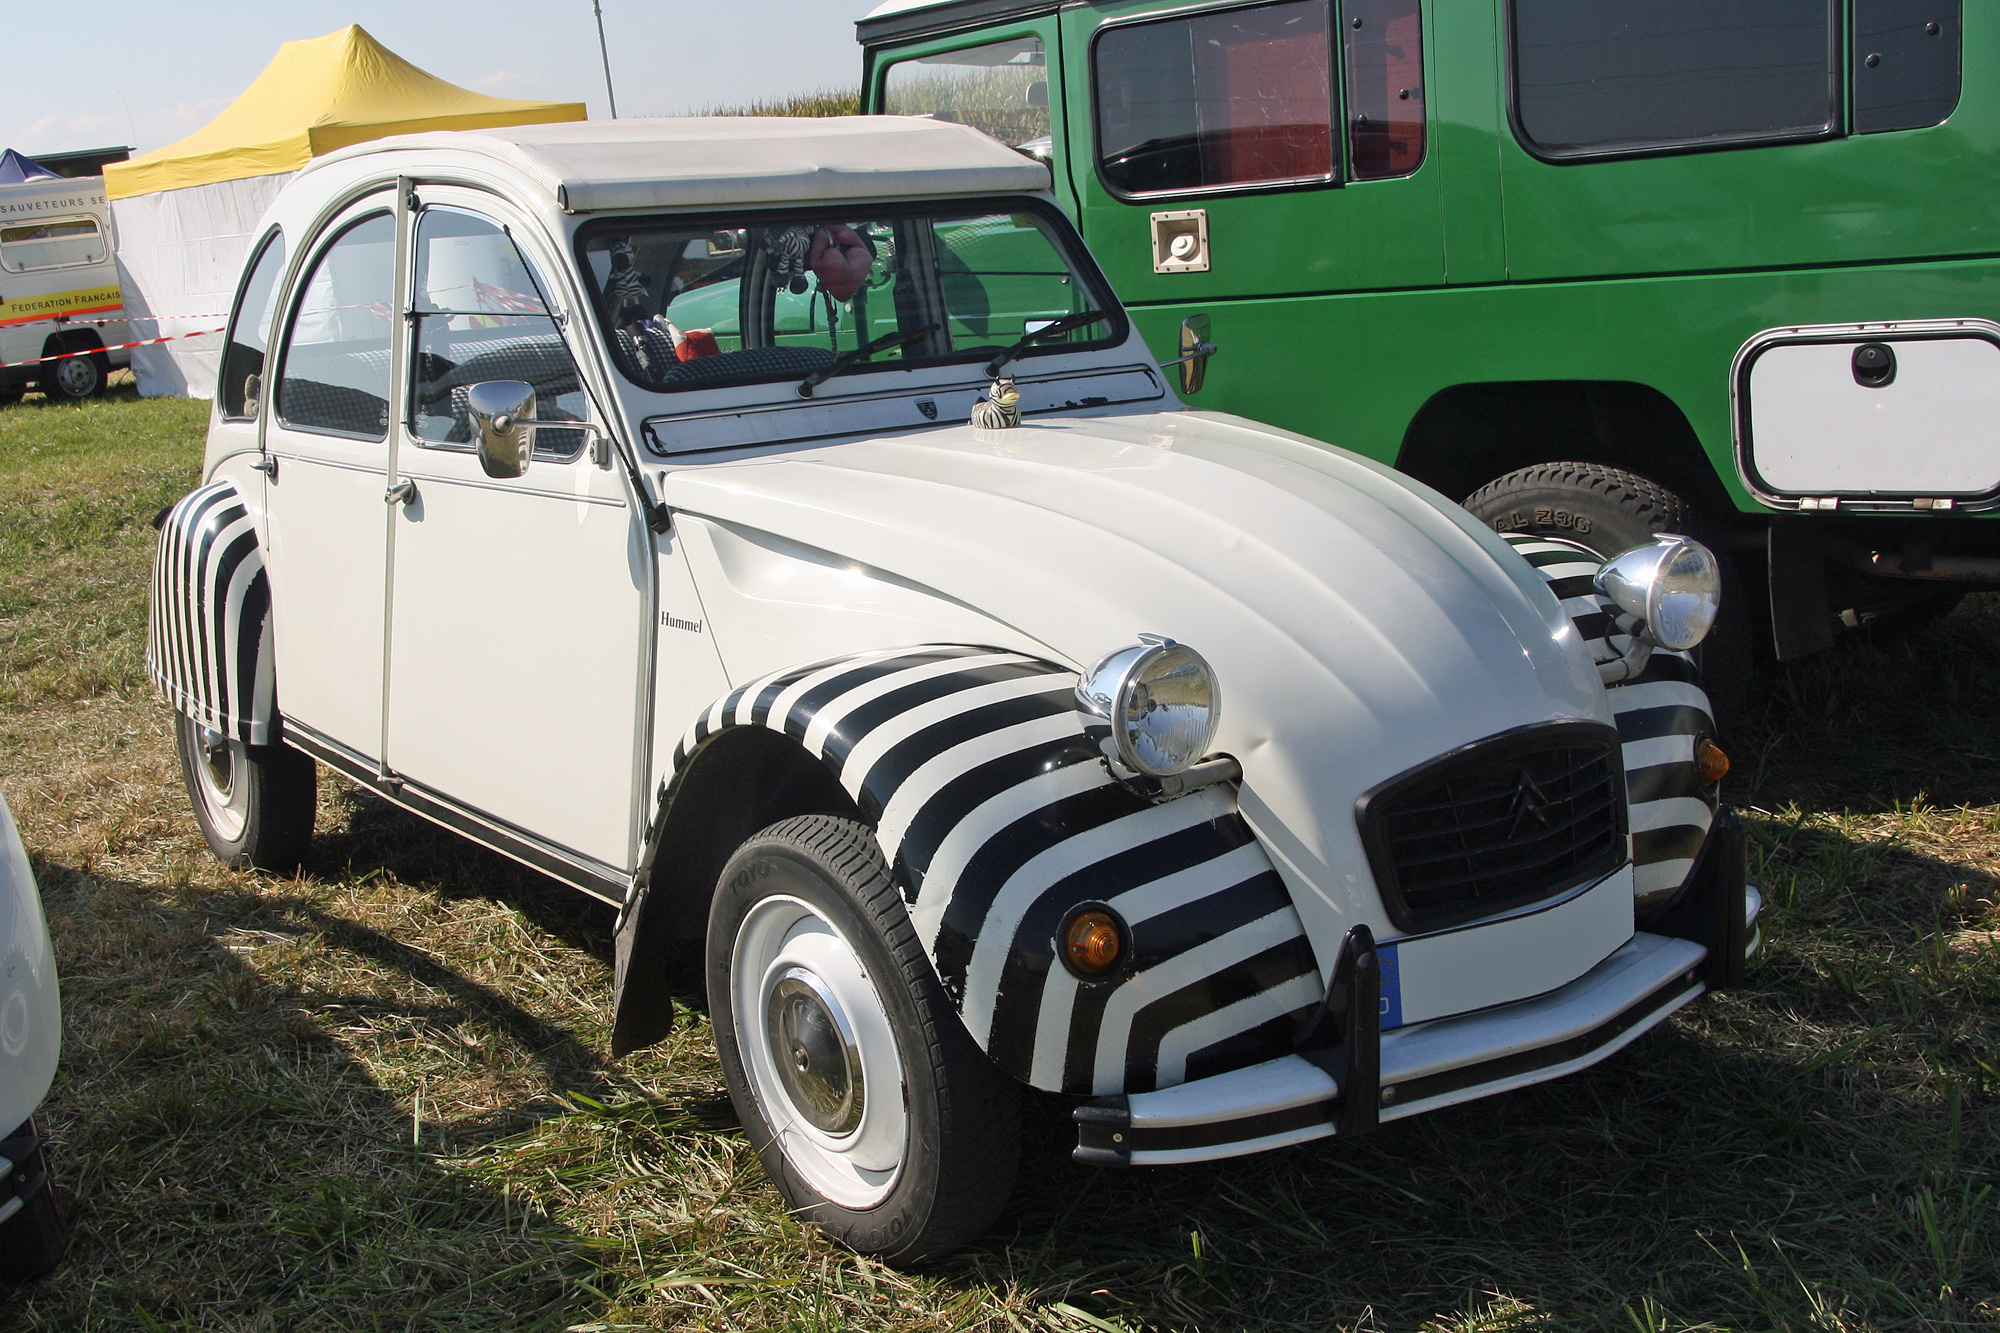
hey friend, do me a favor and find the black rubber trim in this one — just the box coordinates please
[284,722,628,904]
[1114,1094,1335,1155]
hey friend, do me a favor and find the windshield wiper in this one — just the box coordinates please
[984,310,1111,377]
[797,324,940,398]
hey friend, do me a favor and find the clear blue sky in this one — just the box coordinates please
[3,0,883,159]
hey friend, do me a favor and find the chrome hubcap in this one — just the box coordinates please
[190,723,249,842]
[733,893,907,1208]
[767,966,864,1135]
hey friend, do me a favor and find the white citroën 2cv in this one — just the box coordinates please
[149,117,1756,1262]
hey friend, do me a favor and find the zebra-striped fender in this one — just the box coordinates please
[1500,534,1718,908]
[668,646,1324,1096]
[146,478,275,746]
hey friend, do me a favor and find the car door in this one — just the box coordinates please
[382,192,649,877]
[260,197,399,762]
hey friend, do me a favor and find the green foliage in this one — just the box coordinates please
[699,88,861,118]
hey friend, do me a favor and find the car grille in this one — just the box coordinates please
[1358,722,1627,933]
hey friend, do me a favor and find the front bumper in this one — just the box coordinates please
[1075,812,1761,1167]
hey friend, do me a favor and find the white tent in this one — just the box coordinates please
[106,26,582,397]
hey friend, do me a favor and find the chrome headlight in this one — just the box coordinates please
[1075,635,1220,777]
[1595,535,1722,651]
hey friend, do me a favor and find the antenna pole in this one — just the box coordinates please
[592,0,619,119]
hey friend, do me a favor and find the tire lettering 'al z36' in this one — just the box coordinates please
[668,645,1323,1096]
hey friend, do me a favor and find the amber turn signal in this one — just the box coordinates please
[1063,909,1125,975]
[1695,736,1730,786]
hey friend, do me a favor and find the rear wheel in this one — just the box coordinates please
[0,1121,69,1282]
[39,350,105,402]
[707,815,1019,1265]
[174,714,317,870]
[1464,462,1752,717]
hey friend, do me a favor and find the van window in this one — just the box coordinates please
[278,213,395,440]
[884,36,1052,161]
[410,208,586,461]
[1853,0,1961,134]
[0,217,106,273]
[219,231,286,421]
[1511,0,1838,159]
[1095,0,1335,197]
[1343,0,1425,178]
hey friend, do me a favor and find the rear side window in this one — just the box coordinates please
[1343,0,1425,179]
[0,217,106,273]
[1853,0,1961,133]
[1511,0,1838,159]
[219,230,286,421]
[278,213,395,440]
[883,36,1051,160]
[1094,0,1335,197]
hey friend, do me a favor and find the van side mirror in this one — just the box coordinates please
[1164,314,1216,395]
[467,380,536,479]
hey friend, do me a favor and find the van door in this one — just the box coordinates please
[1064,0,1443,305]
[380,191,649,879]
[867,20,1075,214]
[259,199,399,762]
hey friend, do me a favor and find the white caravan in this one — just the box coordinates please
[0,175,129,403]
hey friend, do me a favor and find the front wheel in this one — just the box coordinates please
[0,1121,69,1281]
[707,815,1019,1265]
[1464,461,1753,717]
[174,714,317,870]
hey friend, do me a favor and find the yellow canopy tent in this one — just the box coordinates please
[106,25,585,397]
[107,25,584,198]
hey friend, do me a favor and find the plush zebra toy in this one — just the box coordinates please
[969,377,1021,429]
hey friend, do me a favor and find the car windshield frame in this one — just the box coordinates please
[572,195,1129,399]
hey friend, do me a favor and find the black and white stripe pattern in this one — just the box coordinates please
[668,646,1323,1095]
[1501,534,1718,907]
[147,479,275,746]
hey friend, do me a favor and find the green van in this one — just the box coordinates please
[857,0,1996,683]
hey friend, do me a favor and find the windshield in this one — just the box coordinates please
[578,202,1122,396]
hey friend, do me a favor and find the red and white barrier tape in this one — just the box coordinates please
[0,312,228,332]
[0,325,226,372]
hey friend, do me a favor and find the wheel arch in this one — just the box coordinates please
[612,724,859,1056]
[1395,380,1736,519]
[147,478,276,745]
[610,645,1325,1098]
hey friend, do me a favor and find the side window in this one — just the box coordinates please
[278,213,395,440]
[1511,0,1838,159]
[1853,0,1961,134]
[883,36,1052,161]
[219,230,286,421]
[1094,0,1334,198]
[0,217,106,273]
[1343,0,1425,179]
[410,208,586,461]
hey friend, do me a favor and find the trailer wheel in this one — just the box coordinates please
[1465,461,1752,717]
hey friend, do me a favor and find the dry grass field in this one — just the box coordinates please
[0,389,1995,1331]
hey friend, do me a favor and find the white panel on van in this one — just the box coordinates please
[1737,320,2000,500]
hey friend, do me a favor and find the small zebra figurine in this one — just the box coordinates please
[969,377,1021,429]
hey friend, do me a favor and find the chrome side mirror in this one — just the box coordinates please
[1162,313,1216,395]
[467,380,535,479]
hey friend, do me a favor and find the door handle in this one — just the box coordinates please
[385,479,417,507]
[250,455,277,478]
